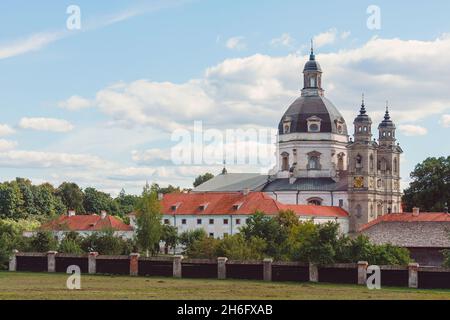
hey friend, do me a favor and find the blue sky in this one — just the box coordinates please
[0,0,449,194]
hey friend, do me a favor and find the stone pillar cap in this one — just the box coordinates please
[130,253,140,257]
[89,252,99,256]
[357,261,369,265]
[217,257,228,261]
[408,263,419,267]
[173,255,184,259]
[47,251,58,255]
[263,258,274,263]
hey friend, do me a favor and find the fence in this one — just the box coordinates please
[8,251,450,290]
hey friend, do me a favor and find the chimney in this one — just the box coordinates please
[100,210,107,219]
[412,207,420,217]
[243,188,250,196]
[444,202,449,214]
[158,193,164,201]
[68,210,76,217]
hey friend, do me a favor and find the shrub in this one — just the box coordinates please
[216,234,266,260]
[186,236,221,259]
[28,231,58,253]
[81,229,132,255]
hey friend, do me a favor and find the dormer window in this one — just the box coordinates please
[307,116,322,133]
[232,203,243,211]
[283,116,292,134]
[171,203,181,211]
[199,203,209,211]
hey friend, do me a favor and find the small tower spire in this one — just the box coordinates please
[359,93,367,115]
[310,39,315,60]
[221,159,228,175]
[384,101,391,120]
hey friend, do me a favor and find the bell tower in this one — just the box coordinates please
[347,95,378,232]
[376,102,403,215]
[302,41,324,97]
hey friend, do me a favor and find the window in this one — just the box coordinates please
[394,158,398,174]
[356,205,362,218]
[356,155,363,169]
[309,124,319,132]
[281,152,289,171]
[339,199,344,207]
[310,77,316,87]
[209,219,214,225]
[223,219,229,225]
[337,153,345,171]
[209,233,214,238]
[164,219,170,225]
[236,219,241,225]
[307,151,321,170]
[197,219,202,225]
[181,219,187,225]
[307,198,323,206]
[370,154,374,172]
[308,156,319,169]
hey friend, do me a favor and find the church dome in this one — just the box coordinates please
[304,56,322,72]
[279,95,348,135]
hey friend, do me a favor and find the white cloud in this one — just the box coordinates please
[313,28,351,48]
[398,124,428,136]
[0,139,17,151]
[0,32,64,60]
[0,150,111,169]
[19,117,74,133]
[58,95,92,110]
[226,36,246,51]
[0,124,15,136]
[271,33,294,48]
[440,114,450,127]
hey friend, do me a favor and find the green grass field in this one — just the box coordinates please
[0,272,449,300]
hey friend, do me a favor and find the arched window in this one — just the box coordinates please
[393,158,398,174]
[369,154,374,172]
[356,154,363,169]
[308,156,320,170]
[355,205,362,218]
[281,152,289,171]
[337,153,345,171]
[307,198,323,206]
[310,77,316,87]
[284,124,290,134]
[377,203,383,217]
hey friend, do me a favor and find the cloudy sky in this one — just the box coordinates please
[0,0,449,195]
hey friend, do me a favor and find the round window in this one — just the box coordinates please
[309,124,319,132]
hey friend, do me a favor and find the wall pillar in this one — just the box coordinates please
[217,257,228,280]
[47,251,57,273]
[9,250,18,272]
[357,261,369,285]
[309,263,319,282]
[173,255,183,278]
[88,252,98,274]
[408,263,419,289]
[129,253,140,276]
[263,258,273,282]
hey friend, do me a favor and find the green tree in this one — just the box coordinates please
[83,187,119,215]
[193,173,214,188]
[57,182,85,214]
[186,236,220,259]
[179,229,207,251]
[216,234,267,260]
[115,189,141,217]
[403,156,450,212]
[81,229,132,255]
[135,184,163,256]
[0,182,25,219]
[240,211,287,260]
[28,231,58,253]
[161,225,179,254]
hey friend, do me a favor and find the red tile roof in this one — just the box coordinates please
[159,192,348,218]
[359,212,450,232]
[41,214,133,232]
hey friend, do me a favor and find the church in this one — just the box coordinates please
[194,46,403,233]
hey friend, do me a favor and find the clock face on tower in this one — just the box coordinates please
[354,176,364,188]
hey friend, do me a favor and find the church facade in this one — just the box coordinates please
[194,47,403,233]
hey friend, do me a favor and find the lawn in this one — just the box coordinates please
[0,272,449,300]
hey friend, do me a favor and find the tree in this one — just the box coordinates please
[179,229,207,251]
[135,184,163,256]
[83,187,118,215]
[28,231,58,253]
[403,156,450,212]
[216,234,267,260]
[57,182,85,214]
[240,211,287,260]
[115,189,140,217]
[161,225,179,254]
[80,229,133,255]
[0,182,25,219]
[193,173,214,188]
